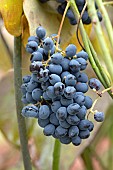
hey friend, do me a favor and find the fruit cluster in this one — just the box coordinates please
[39,0,102,25]
[21,26,104,146]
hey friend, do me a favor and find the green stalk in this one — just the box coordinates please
[88,39,111,87]
[81,147,94,170]
[79,22,106,86]
[87,0,113,83]
[70,0,113,96]
[70,0,108,88]
[96,0,113,50]
[13,36,32,170]
[103,2,113,5]
[88,39,113,98]
[52,139,61,170]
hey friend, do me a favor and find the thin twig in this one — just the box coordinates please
[76,1,87,50]
[56,1,70,49]
[88,0,113,83]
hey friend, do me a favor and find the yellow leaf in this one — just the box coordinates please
[22,14,30,46]
[0,0,23,36]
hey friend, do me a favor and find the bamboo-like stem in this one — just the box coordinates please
[52,139,61,170]
[87,0,113,83]
[13,36,32,170]
[70,0,107,87]
[96,0,113,52]
[79,23,106,86]
[70,0,113,95]
[103,1,113,6]
[88,39,111,87]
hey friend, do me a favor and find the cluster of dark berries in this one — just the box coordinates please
[21,26,104,146]
[39,0,102,25]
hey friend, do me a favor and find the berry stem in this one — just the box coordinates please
[102,87,113,94]
[89,86,113,118]
[56,1,70,50]
[90,97,99,113]
[52,139,61,170]
[13,36,32,170]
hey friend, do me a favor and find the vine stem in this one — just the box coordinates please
[13,36,32,170]
[87,39,111,87]
[52,139,61,170]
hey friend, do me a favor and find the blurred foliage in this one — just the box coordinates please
[0,35,12,72]
[0,70,47,153]
[81,104,113,170]
[0,0,113,170]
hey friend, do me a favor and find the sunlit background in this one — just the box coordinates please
[0,0,113,170]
